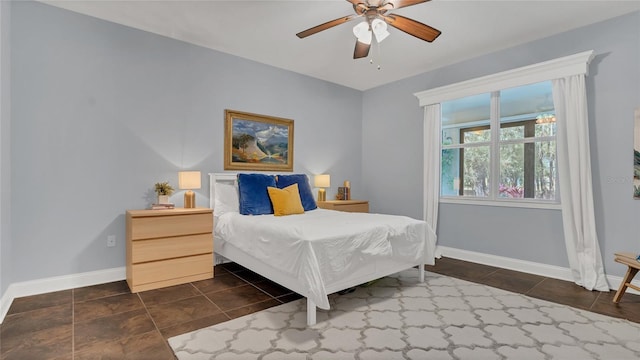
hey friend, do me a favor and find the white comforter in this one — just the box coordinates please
[215,209,436,309]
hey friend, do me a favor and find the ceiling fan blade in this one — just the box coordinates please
[296,14,358,38]
[354,40,371,59]
[383,13,441,42]
[382,0,429,10]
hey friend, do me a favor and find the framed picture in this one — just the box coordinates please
[224,109,294,172]
[634,108,639,199]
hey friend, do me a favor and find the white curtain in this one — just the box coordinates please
[423,104,440,261]
[553,75,609,291]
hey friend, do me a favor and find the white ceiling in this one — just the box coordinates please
[40,0,640,91]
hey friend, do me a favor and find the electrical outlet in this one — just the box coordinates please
[107,235,116,247]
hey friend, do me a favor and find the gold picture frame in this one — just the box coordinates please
[224,109,294,172]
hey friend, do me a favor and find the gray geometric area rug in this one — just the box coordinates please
[168,271,640,359]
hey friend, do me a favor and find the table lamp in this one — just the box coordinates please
[314,174,330,202]
[178,171,201,208]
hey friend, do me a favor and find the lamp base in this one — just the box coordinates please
[317,189,326,202]
[184,190,196,208]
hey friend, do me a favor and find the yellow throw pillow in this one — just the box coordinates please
[267,183,305,216]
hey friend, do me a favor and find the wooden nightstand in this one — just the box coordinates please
[126,207,213,292]
[316,200,369,213]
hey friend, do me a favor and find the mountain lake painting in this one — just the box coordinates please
[224,110,294,172]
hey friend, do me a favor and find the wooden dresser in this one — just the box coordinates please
[317,200,369,213]
[126,207,213,292]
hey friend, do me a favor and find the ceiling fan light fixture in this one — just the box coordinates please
[352,21,372,45]
[371,18,390,43]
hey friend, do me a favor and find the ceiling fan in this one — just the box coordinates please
[296,0,441,59]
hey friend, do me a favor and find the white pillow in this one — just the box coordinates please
[214,183,239,216]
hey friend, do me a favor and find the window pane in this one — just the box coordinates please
[499,144,525,198]
[535,120,556,137]
[500,81,554,119]
[440,149,460,196]
[442,93,491,145]
[535,141,557,200]
[499,141,557,199]
[500,81,554,140]
[500,124,525,141]
[461,146,490,197]
[438,80,558,203]
[463,128,490,143]
[441,128,456,147]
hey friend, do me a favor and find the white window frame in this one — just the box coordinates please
[442,88,558,205]
[414,50,594,209]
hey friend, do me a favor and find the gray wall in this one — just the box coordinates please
[1,0,12,297]
[7,1,362,284]
[362,11,640,277]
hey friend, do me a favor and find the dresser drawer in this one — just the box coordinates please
[317,200,369,213]
[334,203,369,213]
[130,253,213,287]
[129,213,213,240]
[131,233,212,263]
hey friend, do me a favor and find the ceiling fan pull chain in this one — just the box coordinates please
[375,41,382,70]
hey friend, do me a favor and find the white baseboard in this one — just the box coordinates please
[0,266,125,324]
[437,245,640,296]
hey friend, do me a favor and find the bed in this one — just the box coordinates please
[209,172,436,326]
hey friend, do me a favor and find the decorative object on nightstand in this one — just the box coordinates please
[154,181,174,205]
[126,207,213,292]
[344,180,351,200]
[317,199,369,213]
[314,174,330,201]
[151,203,175,210]
[179,171,201,208]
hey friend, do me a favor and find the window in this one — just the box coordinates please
[440,81,557,202]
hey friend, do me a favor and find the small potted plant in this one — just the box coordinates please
[154,181,174,204]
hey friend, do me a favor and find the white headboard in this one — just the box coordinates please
[208,172,238,210]
[209,171,318,211]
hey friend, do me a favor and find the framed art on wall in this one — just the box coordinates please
[634,108,639,199]
[224,109,294,172]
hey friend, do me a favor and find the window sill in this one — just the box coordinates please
[439,197,561,210]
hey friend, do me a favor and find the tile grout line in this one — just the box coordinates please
[137,292,163,334]
[135,291,178,358]
[589,290,603,311]
[198,268,262,313]
[216,266,297,311]
[188,281,231,322]
[226,266,294,299]
[523,277,548,296]
[222,270,283,314]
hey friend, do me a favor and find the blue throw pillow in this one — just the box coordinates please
[237,173,277,215]
[276,174,318,211]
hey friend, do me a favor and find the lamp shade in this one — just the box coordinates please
[371,18,390,43]
[178,171,201,190]
[352,21,372,45]
[314,174,331,188]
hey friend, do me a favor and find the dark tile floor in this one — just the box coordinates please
[1,257,639,359]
